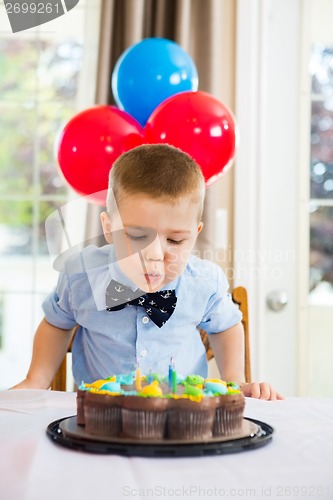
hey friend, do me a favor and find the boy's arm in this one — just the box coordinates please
[10,318,74,390]
[209,322,284,400]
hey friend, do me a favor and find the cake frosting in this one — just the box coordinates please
[76,372,245,440]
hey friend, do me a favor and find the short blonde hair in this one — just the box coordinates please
[107,144,205,218]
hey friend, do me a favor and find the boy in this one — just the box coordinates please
[12,144,282,399]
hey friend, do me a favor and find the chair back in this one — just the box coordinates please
[199,286,251,383]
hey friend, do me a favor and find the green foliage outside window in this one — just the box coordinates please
[0,36,83,254]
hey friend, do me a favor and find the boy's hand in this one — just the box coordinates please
[10,318,74,390]
[239,381,284,401]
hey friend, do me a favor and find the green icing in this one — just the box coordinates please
[184,384,203,396]
[227,381,240,389]
[185,374,204,386]
[151,373,164,383]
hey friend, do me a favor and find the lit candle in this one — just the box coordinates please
[135,362,142,391]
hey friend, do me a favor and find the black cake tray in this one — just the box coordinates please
[46,415,274,457]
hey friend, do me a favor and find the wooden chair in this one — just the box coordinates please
[199,286,251,383]
[50,332,76,391]
[51,286,251,390]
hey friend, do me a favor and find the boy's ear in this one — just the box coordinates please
[100,211,112,243]
[197,221,204,234]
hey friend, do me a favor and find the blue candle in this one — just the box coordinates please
[147,368,153,385]
[168,356,173,388]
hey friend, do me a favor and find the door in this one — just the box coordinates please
[234,0,313,396]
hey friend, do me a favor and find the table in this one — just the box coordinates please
[0,390,332,500]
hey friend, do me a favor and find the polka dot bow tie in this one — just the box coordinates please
[105,279,177,328]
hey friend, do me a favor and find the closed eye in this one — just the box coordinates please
[126,233,185,245]
[126,234,147,241]
[167,239,185,245]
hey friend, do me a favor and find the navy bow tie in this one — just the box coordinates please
[105,279,177,328]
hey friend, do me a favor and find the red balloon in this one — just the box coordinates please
[145,91,237,185]
[57,106,144,204]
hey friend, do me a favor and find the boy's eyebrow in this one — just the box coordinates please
[168,230,192,234]
[124,225,192,234]
[123,225,152,230]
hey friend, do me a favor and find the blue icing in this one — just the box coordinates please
[116,373,134,385]
[122,390,138,396]
[205,381,228,395]
[79,381,90,391]
[100,381,121,392]
[175,373,185,384]
[203,390,215,397]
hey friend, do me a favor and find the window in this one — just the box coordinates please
[309,44,333,301]
[304,0,333,397]
[0,0,101,389]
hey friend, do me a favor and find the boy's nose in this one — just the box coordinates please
[144,235,164,261]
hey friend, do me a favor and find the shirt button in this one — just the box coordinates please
[142,316,149,324]
[141,348,148,357]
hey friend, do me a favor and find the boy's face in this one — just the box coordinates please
[101,191,203,292]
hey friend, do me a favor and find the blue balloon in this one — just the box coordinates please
[111,38,198,126]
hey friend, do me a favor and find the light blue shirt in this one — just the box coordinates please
[42,245,242,384]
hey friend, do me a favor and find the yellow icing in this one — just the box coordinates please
[141,380,162,396]
[88,388,122,395]
[227,389,241,395]
[205,378,227,385]
[85,379,109,389]
[171,394,204,402]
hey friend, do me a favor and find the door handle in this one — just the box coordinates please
[266,290,288,312]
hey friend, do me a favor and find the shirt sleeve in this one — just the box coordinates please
[198,267,242,334]
[42,271,77,330]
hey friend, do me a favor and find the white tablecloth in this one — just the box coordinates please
[0,390,332,500]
